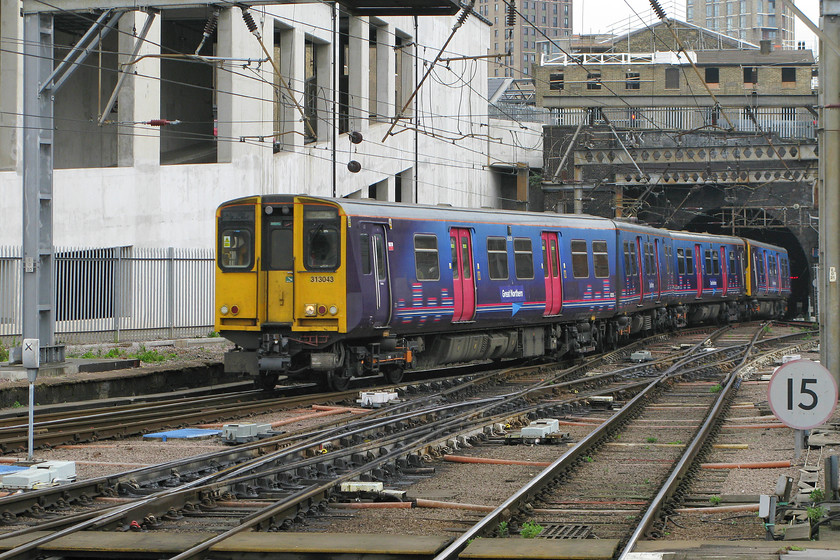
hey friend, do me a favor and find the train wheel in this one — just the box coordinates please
[328,369,352,392]
[383,366,404,385]
[256,372,279,391]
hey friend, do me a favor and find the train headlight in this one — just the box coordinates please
[329,305,338,316]
[220,305,229,315]
[304,303,317,316]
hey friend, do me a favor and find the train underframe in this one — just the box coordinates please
[223,298,785,391]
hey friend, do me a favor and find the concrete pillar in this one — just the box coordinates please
[217,7,274,163]
[118,11,160,167]
[314,40,332,144]
[376,23,395,121]
[820,5,840,386]
[348,16,369,134]
[277,27,304,151]
[0,0,22,171]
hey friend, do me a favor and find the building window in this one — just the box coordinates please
[587,72,601,90]
[743,66,757,85]
[665,67,680,89]
[625,71,640,90]
[781,67,796,84]
[549,73,564,90]
[704,67,720,85]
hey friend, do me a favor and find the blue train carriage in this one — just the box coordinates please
[613,220,674,335]
[369,203,619,369]
[668,231,746,324]
[743,238,791,318]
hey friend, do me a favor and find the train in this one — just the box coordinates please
[215,195,790,390]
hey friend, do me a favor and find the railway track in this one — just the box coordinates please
[0,322,817,559]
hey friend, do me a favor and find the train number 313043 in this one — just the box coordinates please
[310,276,335,283]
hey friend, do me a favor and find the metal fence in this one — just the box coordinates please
[0,246,214,344]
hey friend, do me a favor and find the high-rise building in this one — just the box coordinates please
[477,0,573,78]
[687,0,795,49]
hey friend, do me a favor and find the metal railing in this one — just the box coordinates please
[551,106,816,139]
[0,246,214,344]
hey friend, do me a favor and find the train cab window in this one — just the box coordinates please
[219,228,253,270]
[303,206,340,270]
[514,238,534,279]
[677,248,685,275]
[487,237,509,280]
[414,234,440,281]
[593,240,609,278]
[571,240,589,278]
[218,205,255,271]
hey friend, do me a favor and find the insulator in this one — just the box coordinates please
[241,8,259,35]
[455,1,474,27]
[506,1,516,27]
[349,131,363,144]
[649,0,667,20]
[347,160,361,173]
[145,119,179,127]
[203,9,219,37]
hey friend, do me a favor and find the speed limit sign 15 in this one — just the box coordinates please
[768,359,838,430]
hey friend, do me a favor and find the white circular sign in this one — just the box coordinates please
[768,359,838,430]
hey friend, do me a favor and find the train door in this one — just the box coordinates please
[541,232,562,316]
[450,228,476,322]
[694,244,703,298]
[654,239,662,301]
[263,209,295,324]
[635,238,645,301]
[359,223,392,327]
[720,247,728,296]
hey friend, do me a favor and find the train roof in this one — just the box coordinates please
[668,230,745,245]
[291,196,618,230]
[743,237,788,254]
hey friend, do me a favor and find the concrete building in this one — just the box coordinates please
[0,2,542,250]
[477,0,572,78]
[686,0,795,49]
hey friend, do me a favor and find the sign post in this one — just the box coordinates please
[21,338,39,462]
[768,359,839,458]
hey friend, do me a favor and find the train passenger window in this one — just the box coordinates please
[703,250,712,274]
[303,206,340,270]
[645,243,654,273]
[414,235,440,281]
[487,237,509,280]
[729,251,737,276]
[712,252,720,275]
[220,229,253,270]
[374,235,387,280]
[593,240,609,278]
[514,238,534,279]
[571,240,589,278]
[677,248,685,275]
[685,250,694,274]
[627,243,638,275]
[623,242,631,275]
[360,233,371,275]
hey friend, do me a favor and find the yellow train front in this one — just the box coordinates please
[217,195,346,389]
